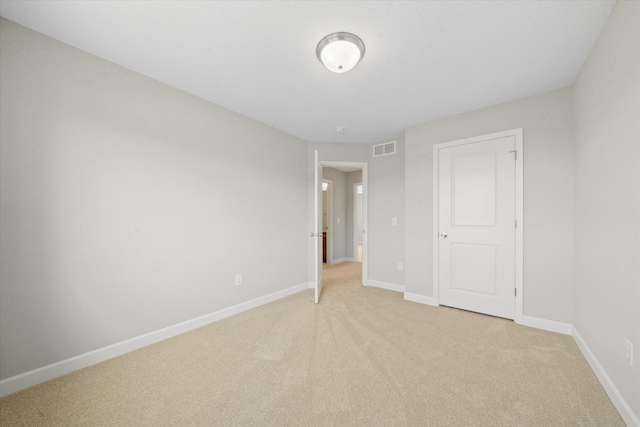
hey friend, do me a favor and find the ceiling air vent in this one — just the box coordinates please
[373,141,396,157]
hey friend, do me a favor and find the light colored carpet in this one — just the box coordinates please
[0,262,624,426]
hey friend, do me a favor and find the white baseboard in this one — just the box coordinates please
[346,257,357,262]
[572,327,639,427]
[330,257,347,264]
[521,315,572,335]
[365,280,405,293]
[403,292,439,306]
[0,282,310,398]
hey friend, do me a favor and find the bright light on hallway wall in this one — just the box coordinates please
[317,32,365,73]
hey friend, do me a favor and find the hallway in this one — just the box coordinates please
[322,261,363,292]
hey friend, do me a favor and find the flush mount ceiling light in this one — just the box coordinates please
[317,32,365,73]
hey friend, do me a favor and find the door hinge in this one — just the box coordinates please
[509,149,517,160]
[515,219,518,228]
[515,288,517,297]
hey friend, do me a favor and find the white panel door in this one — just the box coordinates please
[438,136,516,319]
[314,151,323,303]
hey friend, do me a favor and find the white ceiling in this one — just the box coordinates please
[0,1,616,144]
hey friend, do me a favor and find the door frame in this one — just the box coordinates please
[319,161,368,285]
[314,151,323,303]
[353,182,363,262]
[432,128,524,324]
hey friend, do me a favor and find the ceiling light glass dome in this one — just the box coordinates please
[317,32,365,73]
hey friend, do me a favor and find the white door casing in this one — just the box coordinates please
[318,161,368,285]
[353,182,363,260]
[433,129,523,322]
[314,151,323,303]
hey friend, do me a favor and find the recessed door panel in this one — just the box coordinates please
[453,153,496,226]
[451,243,497,295]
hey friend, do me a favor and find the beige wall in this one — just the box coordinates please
[572,0,640,419]
[0,18,309,380]
[368,139,405,286]
[405,88,574,323]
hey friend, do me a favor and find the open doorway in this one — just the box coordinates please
[318,161,368,285]
[322,179,332,264]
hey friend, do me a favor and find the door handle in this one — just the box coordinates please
[440,233,448,239]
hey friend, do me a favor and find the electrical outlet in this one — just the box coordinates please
[624,338,633,367]
[397,262,403,271]
[235,274,242,286]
